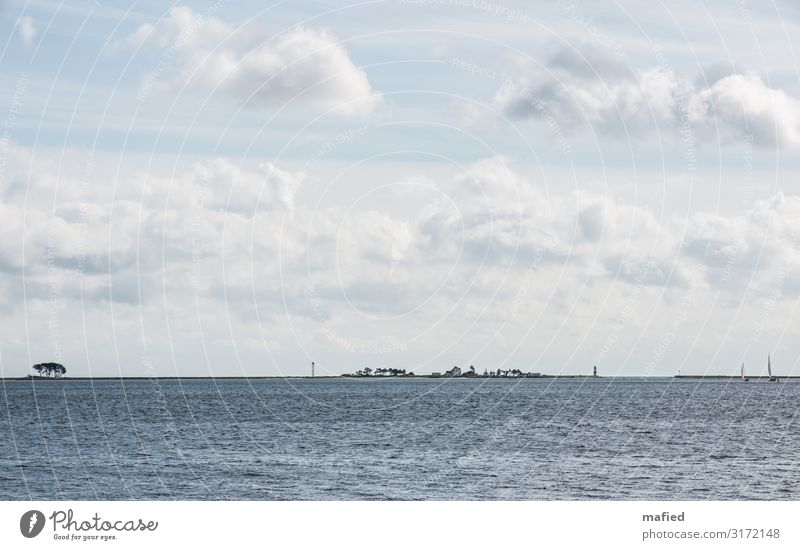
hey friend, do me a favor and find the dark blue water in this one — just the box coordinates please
[1,378,798,500]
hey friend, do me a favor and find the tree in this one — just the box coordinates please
[32,362,67,378]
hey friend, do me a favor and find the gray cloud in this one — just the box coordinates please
[494,45,800,150]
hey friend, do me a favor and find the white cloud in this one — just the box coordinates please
[494,46,800,150]
[688,73,800,149]
[128,7,379,116]
[4,148,796,305]
[16,16,37,47]
[183,158,302,215]
[683,193,800,292]
[3,146,799,375]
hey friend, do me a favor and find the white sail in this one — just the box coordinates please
[741,363,745,381]
[768,355,772,378]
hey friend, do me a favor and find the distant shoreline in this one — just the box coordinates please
[1,374,797,381]
[673,375,798,380]
[1,375,594,381]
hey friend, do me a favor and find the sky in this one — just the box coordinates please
[1,0,799,377]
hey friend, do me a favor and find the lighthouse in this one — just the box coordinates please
[593,365,597,377]
[312,361,315,378]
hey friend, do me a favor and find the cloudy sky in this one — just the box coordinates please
[1,0,799,377]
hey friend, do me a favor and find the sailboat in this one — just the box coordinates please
[768,354,778,382]
[741,363,748,382]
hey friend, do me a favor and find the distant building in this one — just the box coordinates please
[431,372,441,377]
[444,366,462,377]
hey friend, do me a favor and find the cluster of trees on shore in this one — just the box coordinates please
[484,369,534,378]
[31,362,67,378]
[343,367,415,377]
[446,366,539,378]
[342,365,541,378]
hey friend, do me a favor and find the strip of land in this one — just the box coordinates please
[1,374,797,381]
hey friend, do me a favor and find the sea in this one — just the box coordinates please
[1,377,798,500]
